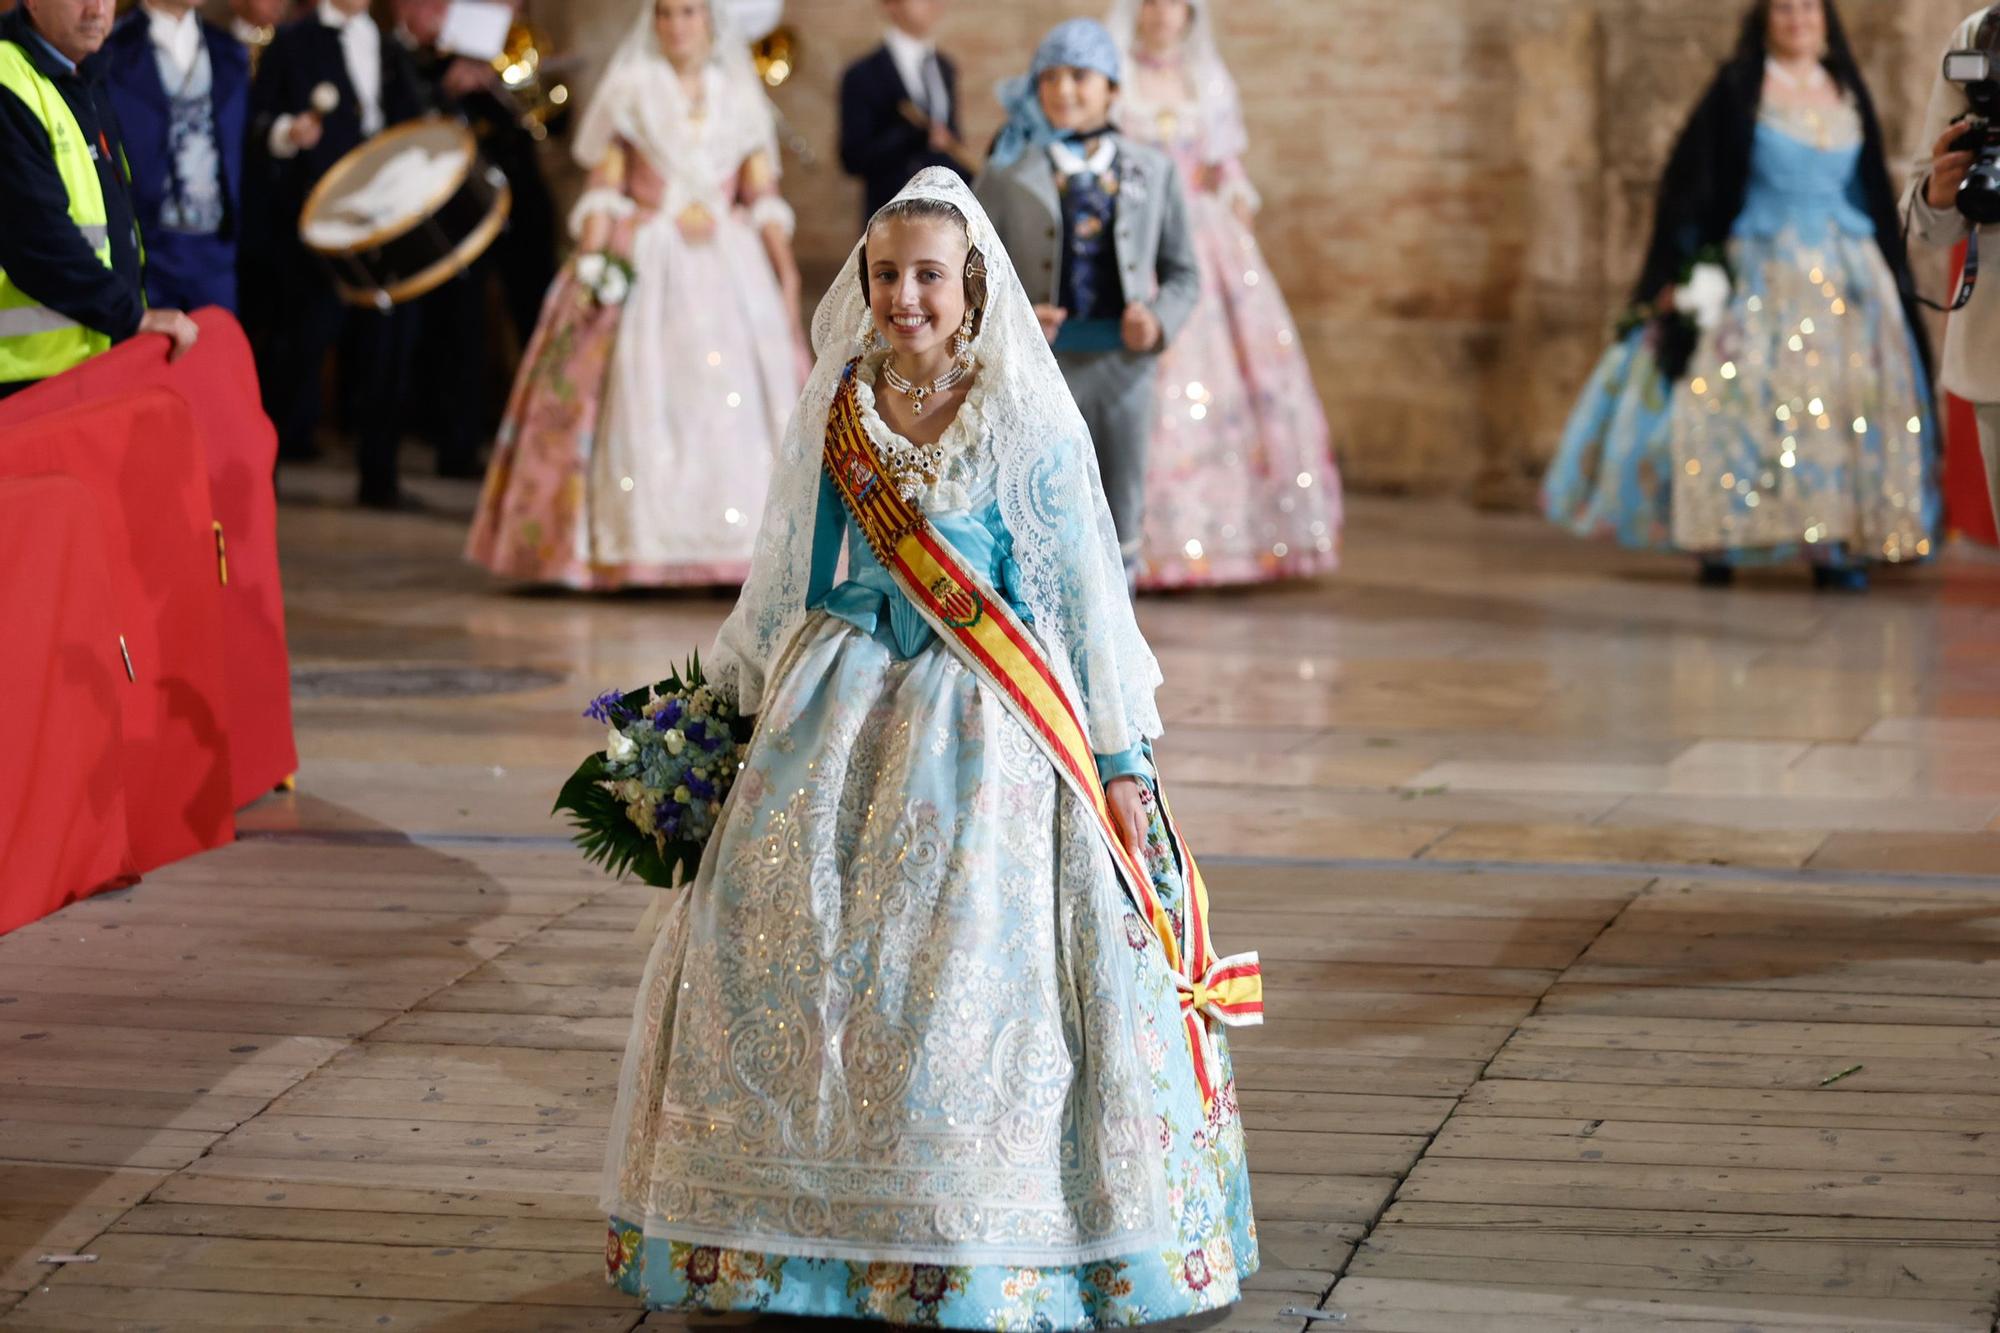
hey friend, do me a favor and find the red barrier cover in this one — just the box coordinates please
[1944,392,1998,546]
[0,476,136,932]
[0,390,237,875]
[1940,241,1998,548]
[0,309,297,802]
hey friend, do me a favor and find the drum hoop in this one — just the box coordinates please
[333,181,513,308]
[301,115,481,259]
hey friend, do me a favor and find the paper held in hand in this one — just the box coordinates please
[439,0,513,61]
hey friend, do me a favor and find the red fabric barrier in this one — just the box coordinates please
[0,476,136,933]
[0,390,236,876]
[1945,392,1998,546]
[1940,241,1998,548]
[0,309,297,802]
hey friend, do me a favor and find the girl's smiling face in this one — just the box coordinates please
[866,216,971,364]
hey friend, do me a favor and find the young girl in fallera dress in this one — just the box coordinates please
[465,0,807,589]
[599,171,1261,1330]
[1542,0,1938,591]
[1107,0,1342,590]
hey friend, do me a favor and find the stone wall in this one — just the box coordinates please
[535,0,1974,501]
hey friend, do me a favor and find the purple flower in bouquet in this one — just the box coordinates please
[584,689,629,724]
[554,653,754,889]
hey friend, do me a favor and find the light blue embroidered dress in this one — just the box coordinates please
[1543,99,1938,566]
[602,359,1257,1330]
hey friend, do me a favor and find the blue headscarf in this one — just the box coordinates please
[988,18,1124,169]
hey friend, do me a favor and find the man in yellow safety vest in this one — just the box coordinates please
[0,0,198,397]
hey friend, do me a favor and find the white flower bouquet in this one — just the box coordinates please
[574,250,635,308]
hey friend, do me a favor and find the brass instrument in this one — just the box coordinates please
[240,25,274,74]
[490,19,569,141]
[751,25,796,89]
[748,25,817,166]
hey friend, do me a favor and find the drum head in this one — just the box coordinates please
[301,117,477,256]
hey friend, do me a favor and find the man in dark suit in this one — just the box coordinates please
[838,0,970,224]
[247,0,426,505]
[102,0,249,314]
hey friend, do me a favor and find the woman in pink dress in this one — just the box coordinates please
[1108,0,1342,590]
[467,0,808,589]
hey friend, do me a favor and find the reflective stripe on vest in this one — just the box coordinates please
[0,39,113,382]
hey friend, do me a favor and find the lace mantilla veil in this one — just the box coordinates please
[1105,0,1252,164]
[572,0,782,184]
[711,168,1165,755]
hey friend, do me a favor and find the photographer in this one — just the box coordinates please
[1904,8,2000,512]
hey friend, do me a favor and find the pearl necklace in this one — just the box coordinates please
[881,356,968,416]
[1765,57,1830,92]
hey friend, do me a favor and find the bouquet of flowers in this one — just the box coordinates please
[553,655,752,889]
[1619,244,1734,338]
[574,250,634,308]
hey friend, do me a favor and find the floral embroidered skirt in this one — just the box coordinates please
[467,213,802,590]
[1136,194,1341,590]
[602,616,1258,1329]
[1544,224,1939,567]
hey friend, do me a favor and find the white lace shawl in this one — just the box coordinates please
[710,169,1165,755]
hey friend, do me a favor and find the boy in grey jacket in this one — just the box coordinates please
[976,18,1198,576]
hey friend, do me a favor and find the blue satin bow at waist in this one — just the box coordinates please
[813,503,1034,660]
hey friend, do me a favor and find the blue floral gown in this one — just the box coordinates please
[602,362,1258,1329]
[1543,98,1939,567]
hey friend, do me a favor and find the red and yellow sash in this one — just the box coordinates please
[823,363,1262,1106]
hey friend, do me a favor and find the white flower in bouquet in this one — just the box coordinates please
[596,265,631,307]
[1675,262,1732,333]
[576,251,607,291]
[663,729,686,756]
[605,727,638,763]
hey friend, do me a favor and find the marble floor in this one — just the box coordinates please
[3,479,1999,1332]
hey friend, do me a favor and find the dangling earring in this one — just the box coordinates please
[952,310,975,361]
[858,310,883,353]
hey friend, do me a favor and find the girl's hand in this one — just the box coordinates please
[1107,775,1150,864]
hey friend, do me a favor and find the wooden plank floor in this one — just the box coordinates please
[4,488,2000,1332]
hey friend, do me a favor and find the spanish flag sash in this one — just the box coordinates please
[822,362,1262,1107]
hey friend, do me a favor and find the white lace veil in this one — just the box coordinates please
[711,168,1165,756]
[1105,0,1250,162]
[572,0,779,176]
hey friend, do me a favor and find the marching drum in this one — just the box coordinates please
[300,116,512,309]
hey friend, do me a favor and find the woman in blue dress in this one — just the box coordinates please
[599,170,1260,1329]
[1543,0,1938,591]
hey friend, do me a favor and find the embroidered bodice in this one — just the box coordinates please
[1736,97,1873,241]
[804,364,1145,778]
